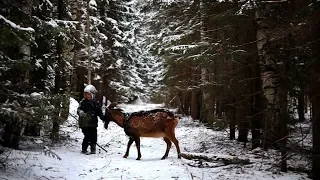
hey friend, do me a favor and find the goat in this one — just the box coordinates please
[104,104,181,160]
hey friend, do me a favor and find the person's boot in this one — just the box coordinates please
[81,143,89,154]
[90,144,96,154]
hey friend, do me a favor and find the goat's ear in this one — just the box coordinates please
[108,102,117,109]
[106,100,111,107]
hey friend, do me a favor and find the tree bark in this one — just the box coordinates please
[24,123,40,136]
[216,96,223,118]
[227,104,236,140]
[279,40,291,171]
[279,80,288,172]
[311,96,320,179]
[77,66,86,101]
[310,8,320,178]
[198,0,215,125]
[51,0,68,141]
[201,70,215,124]
[237,105,249,143]
[298,88,305,122]
[86,0,92,84]
[183,92,190,115]
[70,0,84,98]
[2,116,24,149]
[256,7,280,149]
[252,64,263,149]
[190,89,200,120]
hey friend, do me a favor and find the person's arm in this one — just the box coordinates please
[95,101,105,121]
[77,100,85,116]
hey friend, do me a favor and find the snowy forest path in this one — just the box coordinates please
[0,99,309,180]
[56,100,193,179]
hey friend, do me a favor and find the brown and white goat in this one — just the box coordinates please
[104,105,181,160]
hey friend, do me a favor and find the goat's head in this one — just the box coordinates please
[104,102,125,129]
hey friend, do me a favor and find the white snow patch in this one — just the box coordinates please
[0,14,35,32]
[236,0,257,15]
[93,75,101,80]
[165,44,198,52]
[106,17,118,25]
[30,92,42,99]
[64,97,80,127]
[89,0,97,7]
[45,0,53,7]
[46,19,58,27]
[113,39,124,47]
[35,59,43,69]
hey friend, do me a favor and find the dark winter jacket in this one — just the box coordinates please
[77,99,104,128]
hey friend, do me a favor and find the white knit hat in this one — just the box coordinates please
[84,85,98,99]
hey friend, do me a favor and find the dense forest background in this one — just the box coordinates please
[0,0,319,178]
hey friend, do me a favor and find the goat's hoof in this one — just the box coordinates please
[123,155,128,158]
[136,157,141,160]
[178,155,181,159]
[161,156,167,160]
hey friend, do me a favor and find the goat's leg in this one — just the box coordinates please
[161,137,172,160]
[134,137,141,160]
[167,134,181,159]
[123,137,134,158]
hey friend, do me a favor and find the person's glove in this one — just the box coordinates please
[79,110,85,116]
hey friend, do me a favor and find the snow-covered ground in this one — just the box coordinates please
[0,98,310,180]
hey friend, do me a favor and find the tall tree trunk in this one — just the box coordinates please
[298,87,305,122]
[236,65,251,143]
[24,123,40,136]
[229,116,236,140]
[216,96,223,118]
[310,62,320,178]
[70,0,85,99]
[227,103,236,140]
[2,116,24,149]
[190,89,200,120]
[236,103,249,143]
[252,63,263,149]
[20,0,39,137]
[256,7,280,149]
[98,0,108,103]
[51,96,61,141]
[176,92,184,115]
[86,0,92,84]
[279,38,291,171]
[310,8,320,179]
[279,79,289,172]
[199,0,214,125]
[51,0,67,141]
[51,36,62,140]
[304,91,308,115]
[77,67,86,101]
[311,95,320,179]
[184,91,191,116]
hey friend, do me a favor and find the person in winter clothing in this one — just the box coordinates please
[77,85,104,154]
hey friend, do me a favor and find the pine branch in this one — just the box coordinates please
[43,146,62,161]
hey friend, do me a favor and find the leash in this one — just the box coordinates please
[96,143,108,153]
[96,96,109,154]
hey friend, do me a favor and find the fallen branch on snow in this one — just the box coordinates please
[180,152,251,165]
[43,146,62,160]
